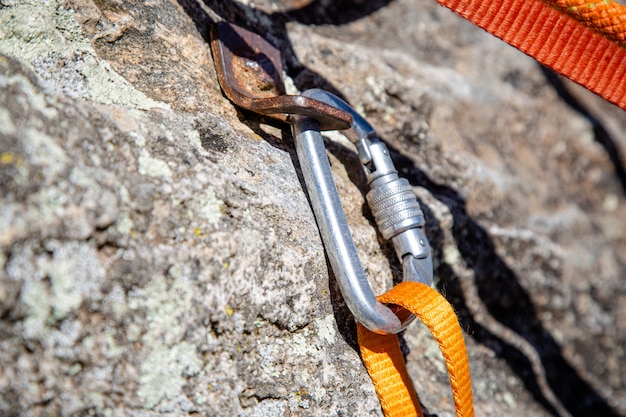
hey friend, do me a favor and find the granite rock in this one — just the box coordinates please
[1,1,625,416]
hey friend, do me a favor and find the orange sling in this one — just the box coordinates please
[358,282,475,417]
[437,0,626,109]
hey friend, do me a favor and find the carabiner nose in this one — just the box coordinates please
[291,89,433,335]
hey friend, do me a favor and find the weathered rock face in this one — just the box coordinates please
[1,1,625,416]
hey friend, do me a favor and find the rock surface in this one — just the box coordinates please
[1,0,625,416]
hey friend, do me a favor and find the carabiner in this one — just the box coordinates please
[291,89,433,335]
[210,21,432,334]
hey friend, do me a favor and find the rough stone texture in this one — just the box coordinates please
[1,0,625,416]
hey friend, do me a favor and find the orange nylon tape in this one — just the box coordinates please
[357,282,474,417]
[436,0,626,110]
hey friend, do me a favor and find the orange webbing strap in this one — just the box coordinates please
[357,282,474,417]
[436,0,626,110]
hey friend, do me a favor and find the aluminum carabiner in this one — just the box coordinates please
[291,89,433,335]
[210,21,432,334]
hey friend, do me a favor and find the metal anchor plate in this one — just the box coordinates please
[210,21,353,131]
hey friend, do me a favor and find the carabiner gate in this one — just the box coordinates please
[291,89,433,335]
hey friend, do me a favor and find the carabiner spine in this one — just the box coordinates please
[291,115,404,334]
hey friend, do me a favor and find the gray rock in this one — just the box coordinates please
[1,1,625,416]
